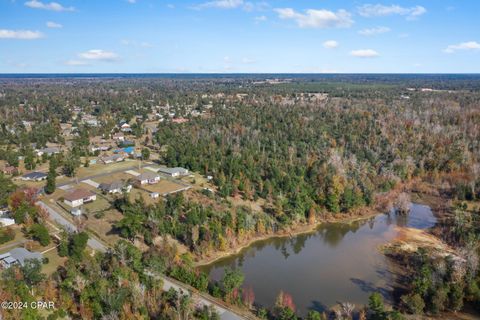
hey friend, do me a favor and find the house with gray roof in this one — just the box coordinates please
[36,147,61,157]
[98,181,131,194]
[21,171,48,181]
[134,172,160,185]
[100,154,124,164]
[157,167,189,177]
[0,248,43,268]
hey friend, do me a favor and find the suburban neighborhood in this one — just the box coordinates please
[0,108,205,272]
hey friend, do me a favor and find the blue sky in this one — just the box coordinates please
[0,0,479,73]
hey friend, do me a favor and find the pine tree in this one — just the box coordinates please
[45,157,57,194]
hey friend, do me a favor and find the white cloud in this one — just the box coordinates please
[64,60,90,66]
[0,29,44,40]
[197,0,244,9]
[25,0,74,11]
[358,4,426,20]
[46,21,63,28]
[244,1,269,12]
[443,41,480,54]
[350,49,379,58]
[275,8,353,29]
[78,49,119,61]
[254,15,267,22]
[193,0,267,11]
[323,40,339,49]
[241,57,256,64]
[358,26,390,36]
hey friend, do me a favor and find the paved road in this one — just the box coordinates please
[36,201,107,252]
[38,174,252,320]
[0,238,28,253]
[150,274,251,320]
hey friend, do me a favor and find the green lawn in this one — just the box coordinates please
[42,247,66,275]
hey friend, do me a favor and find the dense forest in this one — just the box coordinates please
[0,75,479,319]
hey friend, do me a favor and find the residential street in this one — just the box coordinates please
[149,273,252,320]
[36,201,107,252]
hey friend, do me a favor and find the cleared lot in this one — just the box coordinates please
[142,179,190,196]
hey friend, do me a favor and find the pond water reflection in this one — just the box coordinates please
[202,203,436,316]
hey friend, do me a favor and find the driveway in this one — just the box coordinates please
[82,179,99,188]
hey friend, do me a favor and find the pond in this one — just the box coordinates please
[202,203,437,316]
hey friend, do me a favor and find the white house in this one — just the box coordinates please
[99,181,131,194]
[36,147,61,157]
[64,188,97,207]
[157,167,189,177]
[0,218,15,227]
[135,172,160,185]
[120,123,131,132]
[21,172,48,181]
[113,132,125,141]
[100,154,124,164]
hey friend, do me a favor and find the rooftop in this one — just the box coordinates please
[3,248,43,266]
[99,181,125,191]
[64,188,95,201]
[136,172,159,181]
[22,171,47,179]
[157,167,189,174]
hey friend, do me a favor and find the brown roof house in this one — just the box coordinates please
[63,188,96,207]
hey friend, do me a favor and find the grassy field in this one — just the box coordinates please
[0,227,26,254]
[82,196,112,214]
[181,172,213,190]
[84,208,123,246]
[142,179,189,195]
[42,248,66,275]
[93,172,135,184]
[128,188,163,205]
[12,178,46,190]
[56,159,144,185]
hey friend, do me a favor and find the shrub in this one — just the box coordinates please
[94,211,105,219]
[401,293,425,315]
[0,227,15,244]
[30,223,51,246]
[429,286,448,314]
[449,283,465,311]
